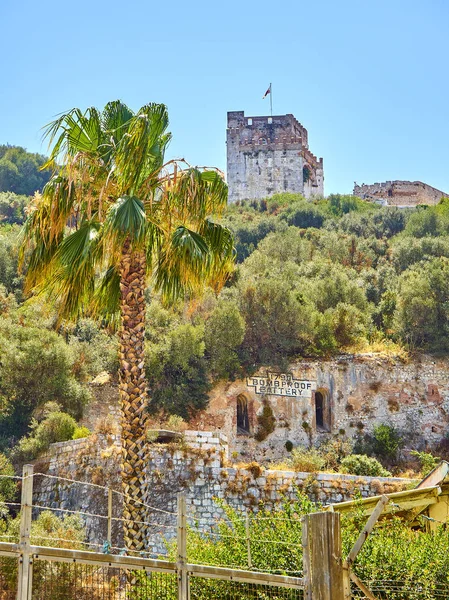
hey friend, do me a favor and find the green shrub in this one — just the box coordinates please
[289,447,325,472]
[12,411,77,462]
[340,454,391,477]
[371,424,403,461]
[355,424,403,464]
[0,316,90,447]
[410,450,440,476]
[204,302,245,380]
[0,453,17,502]
[72,426,91,440]
[319,437,353,471]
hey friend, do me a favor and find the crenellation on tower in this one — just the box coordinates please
[226,110,323,203]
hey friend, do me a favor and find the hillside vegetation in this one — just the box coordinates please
[1,188,449,454]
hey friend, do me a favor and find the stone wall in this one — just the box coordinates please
[32,429,413,555]
[78,354,449,465]
[226,111,323,203]
[189,354,449,462]
[142,438,411,554]
[353,180,447,207]
[32,432,123,550]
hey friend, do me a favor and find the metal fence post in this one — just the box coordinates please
[177,493,188,600]
[107,488,113,549]
[17,464,33,600]
[302,511,344,600]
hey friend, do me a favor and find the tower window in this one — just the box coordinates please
[268,117,273,124]
[247,118,253,126]
[303,166,311,183]
[237,394,250,435]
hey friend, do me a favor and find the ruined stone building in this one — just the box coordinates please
[353,180,447,207]
[226,111,324,203]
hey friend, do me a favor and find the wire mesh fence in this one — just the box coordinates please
[189,576,304,600]
[0,557,17,600]
[4,465,449,599]
[31,560,178,600]
[351,579,449,599]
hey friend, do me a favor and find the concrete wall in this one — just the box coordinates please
[227,111,324,203]
[189,354,449,462]
[353,181,447,207]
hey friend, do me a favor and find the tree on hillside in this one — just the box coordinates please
[20,101,235,551]
[0,145,51,195]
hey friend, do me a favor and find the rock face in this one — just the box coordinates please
[353,181,447,207]
[226,111,324,203]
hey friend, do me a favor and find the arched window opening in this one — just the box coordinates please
[237,394,250,435]
[315,391,324,429]
[303,165,311,183]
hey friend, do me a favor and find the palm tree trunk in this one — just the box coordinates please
[118,239,149,552]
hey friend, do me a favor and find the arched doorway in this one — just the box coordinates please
[237,394,250,435]
[315,391,325,428]
[314,388,330,431]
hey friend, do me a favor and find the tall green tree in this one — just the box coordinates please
[21,101,234,551]
[0,145,52,195]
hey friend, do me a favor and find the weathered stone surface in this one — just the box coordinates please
[353,180,447,207]
[33,430,414,556]
[227,111,324,203]
[191,354,449,462]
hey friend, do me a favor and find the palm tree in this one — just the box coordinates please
[21,101,234,551]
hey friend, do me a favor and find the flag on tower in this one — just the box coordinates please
[262,85,271,99]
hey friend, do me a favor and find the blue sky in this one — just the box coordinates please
[1,0,448,194]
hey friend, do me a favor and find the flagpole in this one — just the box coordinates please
[270,83,272,116]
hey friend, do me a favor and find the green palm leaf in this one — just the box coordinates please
[103,195,147,252]
[92,265,121,326]
[49,221,100,319]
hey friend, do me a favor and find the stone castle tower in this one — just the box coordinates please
[226,111,324,203]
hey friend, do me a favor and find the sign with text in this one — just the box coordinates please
[246,372,317,398]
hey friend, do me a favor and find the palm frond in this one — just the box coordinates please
[101,100,134,144]
[199,219,235,257]
[43,107,105,164]
[163,168,228,225]
[154,226,211,301]
[114,103,170,194]
[92,265,121,327]
[20,175,78,289]
[103,196,147,252]
[145,220,165,271]
[48,221,100,320]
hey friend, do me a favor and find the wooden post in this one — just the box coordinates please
[343,562,352,600]
[107,488,113,548]
[346,495,389,567]
[301,516,312,600]
[17,464,33,600]
[245,513,252,569]
[177,493,188,600]
[302,512,344,600]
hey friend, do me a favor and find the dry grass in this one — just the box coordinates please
[345,339,409,361]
